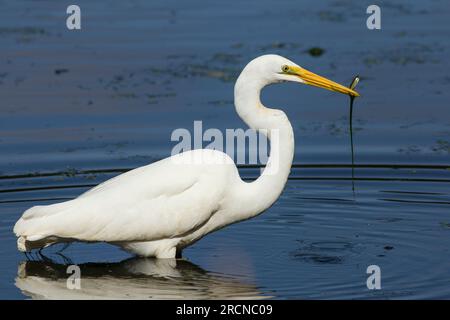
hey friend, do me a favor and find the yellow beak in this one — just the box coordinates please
[289,66,360,97]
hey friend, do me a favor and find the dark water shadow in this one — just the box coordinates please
[15,257,268,300]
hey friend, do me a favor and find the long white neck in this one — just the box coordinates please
[232,73,295,219]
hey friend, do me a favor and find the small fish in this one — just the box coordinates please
[349,75,360,91]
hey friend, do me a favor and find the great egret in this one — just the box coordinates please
[13,54,359,259]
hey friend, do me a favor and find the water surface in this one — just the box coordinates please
[1,0,449,299]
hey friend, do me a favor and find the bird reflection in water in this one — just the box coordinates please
[15,256,268,300]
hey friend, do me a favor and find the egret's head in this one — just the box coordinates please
[241,54,359,97]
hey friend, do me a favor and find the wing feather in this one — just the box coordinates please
[14,150,234,243]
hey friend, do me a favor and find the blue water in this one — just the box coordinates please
[0,0,449,299]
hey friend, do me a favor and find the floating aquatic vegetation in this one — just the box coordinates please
[297,118,364,136]
[166,54,197,60]
[381,3,413,15]
[231,43,243,49]
[440,222,450,229]
[146,92,176,99]
[307,47,325,57]
[431,140,450,154]
[63,167,78,178]
[210,53,242,64]
[146,92,176,104]
[0,27,47,35]
[0,73,7,85]
[399,120,433,129]
[54,68,69,75]
[363,57,382,67]
[0,27,49,43]
[394,31,408,38]
[390,56,425,65]
[111,92,138,99]
[363,43,443,67]
[318,10,345,22]
[397,145,422,154]
[148,63,239,82]
[208,100,233,106]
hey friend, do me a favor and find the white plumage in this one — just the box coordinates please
[14,54,358,258]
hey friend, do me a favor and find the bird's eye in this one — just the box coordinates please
[281,65,290,73]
